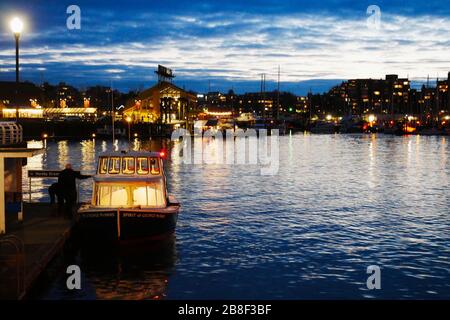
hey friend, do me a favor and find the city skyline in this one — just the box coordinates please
[1,0,450,94]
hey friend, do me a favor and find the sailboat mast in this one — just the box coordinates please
[111,82,115,145]
[277,65,280,121]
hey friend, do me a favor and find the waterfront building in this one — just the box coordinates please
[295,96,309,114]
[1,107,97,120]
[323,74,412,118]
[0,81,42,107]
[197,90,237,117]
[448,72,450,112]
[437,75,449,115]
[0,81,97,120]
[123,81,197,125]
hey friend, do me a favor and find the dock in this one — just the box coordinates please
[0,203,74,299]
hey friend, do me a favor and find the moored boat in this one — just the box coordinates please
[309,120,338,134]
[77,151,180,243]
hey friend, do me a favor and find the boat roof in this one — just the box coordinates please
[98,150,165,158]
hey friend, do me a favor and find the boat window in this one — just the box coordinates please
[132,186,147,205]
[97,185,129,206]
[150,157,160,175]
[98,185,111,206]
[147,182,164,206]
[96,182,165,207]
[111,186,128,206]
[98,157,108,174]
[108,157,121,174]
[122,157,135,174]
[132,182,165,207]
[137,157,149,175]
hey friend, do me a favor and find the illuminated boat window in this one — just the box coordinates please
[122,157,135,174]
[98,157,108,174]
[96,182,165,207]
[150,157,160,175]
[108,157,121,174]
[137,157,149,175]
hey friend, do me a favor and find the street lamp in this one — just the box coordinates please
[10,17,24,122]
[126,116,132,143]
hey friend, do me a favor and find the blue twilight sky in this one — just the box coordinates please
[0,0,449,94]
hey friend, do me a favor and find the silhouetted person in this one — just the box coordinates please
[49,182,64,217]
[58,163,91,218]
[48,182,62,205]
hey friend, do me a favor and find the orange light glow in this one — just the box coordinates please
[405,126,416,133]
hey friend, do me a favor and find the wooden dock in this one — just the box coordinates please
[0,203,74,299]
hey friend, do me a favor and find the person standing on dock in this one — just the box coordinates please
[48,182,62,204]
[58,163,91,218]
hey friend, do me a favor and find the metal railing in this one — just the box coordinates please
[0,122,23,145]
[0,234,25,299]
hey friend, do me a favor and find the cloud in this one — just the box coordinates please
[0,1,449,94]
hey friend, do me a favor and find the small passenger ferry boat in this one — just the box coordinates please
[77,151,180,242]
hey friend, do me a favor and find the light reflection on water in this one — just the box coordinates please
[29,134,450,299]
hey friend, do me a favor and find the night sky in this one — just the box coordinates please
[0,0,449,94]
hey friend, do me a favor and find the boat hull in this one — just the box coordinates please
[77,205,179,243]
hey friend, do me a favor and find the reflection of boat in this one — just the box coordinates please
[77,151,180,243]
[80,237,176,300]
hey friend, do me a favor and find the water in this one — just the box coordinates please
[25,133,450,299]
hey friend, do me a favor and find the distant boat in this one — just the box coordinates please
[96,125,126,137]
[309,121,338,134]
[77,151,180,243]
[236,112,258,122]
[339,116,367,133]
[252,119,269,130]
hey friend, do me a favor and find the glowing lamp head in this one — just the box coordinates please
[159,150,166,158]
[10,17,24,35]
[126,116,132,123]
[42,133,48,139]
[326,114,332,121]
[368,115,376,123]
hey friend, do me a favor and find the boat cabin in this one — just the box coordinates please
[91,152,168,209]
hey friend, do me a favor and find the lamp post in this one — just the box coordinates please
[126,116,132,143]
[10,17,24,122]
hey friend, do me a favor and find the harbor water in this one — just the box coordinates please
[25,133,450,299]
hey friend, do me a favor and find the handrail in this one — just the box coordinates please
[0,235,25,299]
